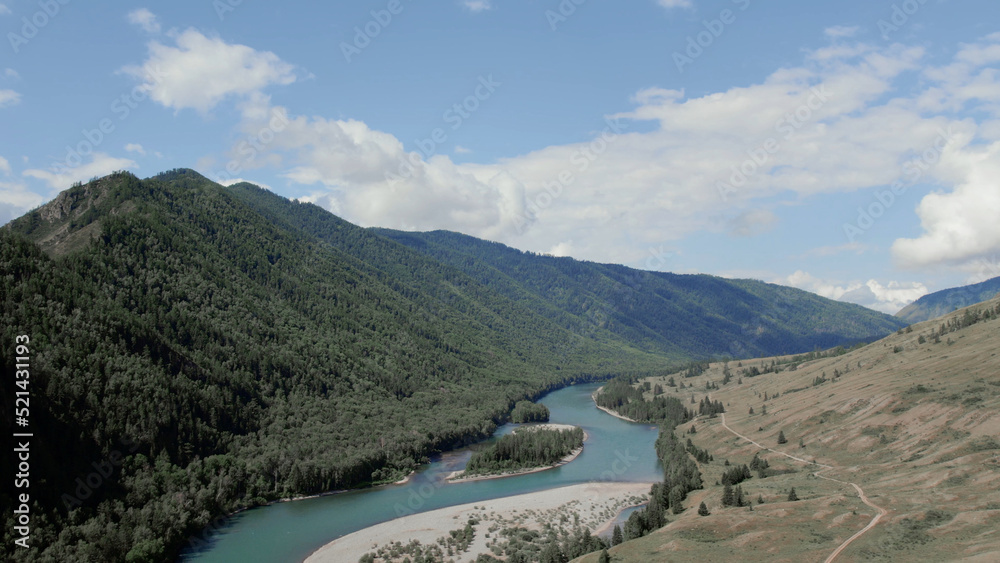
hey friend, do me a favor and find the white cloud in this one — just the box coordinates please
[961,255,1000,285]
[796,242,869,259]
[462,0,493,13]
[256,105,527,240]
[0,181,44,208]
[784,271,927,314]
[125,143,146,155]
[127,8,160,34]
[122,29,296,113]
[919,35,1000,115]
[0,181,46,224]
[454,145,472,154]
[727,208,777,238]
[0,4,10,16]
[0,89,20,107]
[210,33,999,271]
[825,25,860,39]
[23,153,137,190]
[657,0,693,9]
[889,34,1000,270]
[219,178,275,192]
[892,141,1000,269]
[549,241,575,257]
[0,157,44,224]
[3,68,18,80]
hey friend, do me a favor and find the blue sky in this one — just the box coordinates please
[2,0,1000,313]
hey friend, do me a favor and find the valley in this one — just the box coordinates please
[0,169,987,563]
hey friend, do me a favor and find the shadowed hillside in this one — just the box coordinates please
[373,229,905,359]
[897,275,1000,324]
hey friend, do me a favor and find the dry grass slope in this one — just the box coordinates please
[578,296,1000,563]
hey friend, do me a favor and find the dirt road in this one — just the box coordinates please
[718,414,887,563]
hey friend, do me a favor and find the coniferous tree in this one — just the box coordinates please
[611,525,623,546]
[777,430,787,445]
[698,502,710,516]
[734,485,746,507]
[598,549,611,563]
[540,542,566,563]
[722,483,735,507]
[787,488,799,501]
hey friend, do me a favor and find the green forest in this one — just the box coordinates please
[510,400,550,423]
[596,381,706,545]
[0,169,904,562]
[463,427,584,476]
[375,228,905,359]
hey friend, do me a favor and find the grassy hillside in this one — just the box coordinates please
[897,275,1000,324]
[585,296,1000,562]
[375,229,906,359]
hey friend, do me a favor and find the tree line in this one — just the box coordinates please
[463,427,584,476]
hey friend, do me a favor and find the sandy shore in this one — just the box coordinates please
[446,423,587,483]
[305,481,653,563]
[393,471,415,485]
[592,388,640,423]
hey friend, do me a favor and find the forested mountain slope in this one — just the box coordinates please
[1,170,657,561]
[374,229,906,358]
[0,169,903,561]
[896,275,1000,324]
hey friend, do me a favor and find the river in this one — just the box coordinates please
[181,382,662,562]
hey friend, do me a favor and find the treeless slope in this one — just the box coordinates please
[577,296,1000,562]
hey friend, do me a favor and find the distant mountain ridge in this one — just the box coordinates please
[896,275,1000,324]
[373,228,906,359]
[1,169,904,561]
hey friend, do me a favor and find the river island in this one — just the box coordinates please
[447,423,587,482]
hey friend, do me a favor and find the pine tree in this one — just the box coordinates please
[669,485,685,514]
[722,483,735,507]
[787,488,799,501]
[540,542,565,563]
[698,501,710,516]
[611,524,623,546]
[777,430,787,444]
[598,549,611,563]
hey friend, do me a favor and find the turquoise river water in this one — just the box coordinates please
[182,382,662,562]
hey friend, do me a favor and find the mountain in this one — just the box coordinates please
[1,169,903,562]
[896,275,1000,324]
[373,228,905,358]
